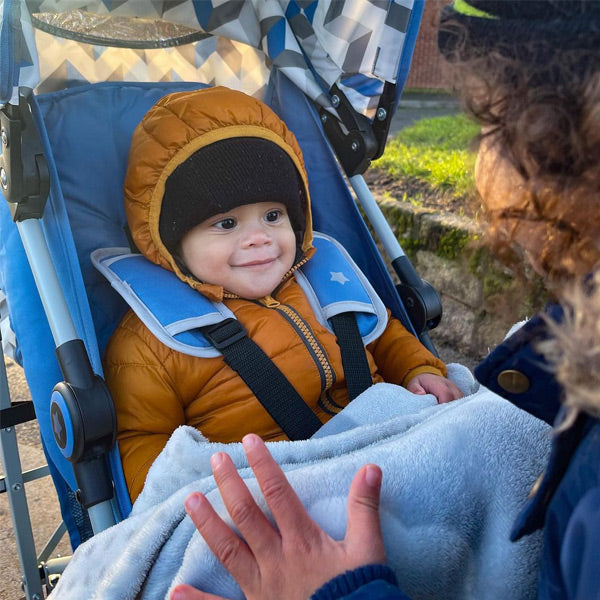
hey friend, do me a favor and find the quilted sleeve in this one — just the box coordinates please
[367,312,446,387]
[103,310,187,503]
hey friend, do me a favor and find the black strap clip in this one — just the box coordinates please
[202,318,247,350]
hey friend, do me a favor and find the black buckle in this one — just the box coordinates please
[202,318,247,350]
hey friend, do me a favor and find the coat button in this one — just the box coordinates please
[497,369,530,393]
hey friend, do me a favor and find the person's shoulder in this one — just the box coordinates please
[540,427,600,600]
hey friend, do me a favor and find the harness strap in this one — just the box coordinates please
[330,313,373,400]
[201,319,323,440]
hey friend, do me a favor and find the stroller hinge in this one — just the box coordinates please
[371,82,397,162]
[50,339,117,508]
[0,91,50,221]
[319,82,395,177]
[392,255,442,356]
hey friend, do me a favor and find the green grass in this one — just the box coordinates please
[374,114,480,197]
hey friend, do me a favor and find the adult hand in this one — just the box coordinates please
[170,433,386,600]
[407,373,464,403]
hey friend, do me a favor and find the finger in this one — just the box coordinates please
[242,434,317,537]
[170,583,229,600]
[437,384,462,403]
[345,464,386,564]
[210,450,279,557]
[436,389,453,403]
[453,384,465,400]
[408,382,426,395]
[184,491,256,585]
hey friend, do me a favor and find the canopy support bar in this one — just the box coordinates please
[350,174,441,356]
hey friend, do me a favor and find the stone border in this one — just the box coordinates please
[375,195,549,357]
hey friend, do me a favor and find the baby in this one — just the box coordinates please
[103,86,463,501]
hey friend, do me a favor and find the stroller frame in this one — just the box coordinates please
[0,2,440,597]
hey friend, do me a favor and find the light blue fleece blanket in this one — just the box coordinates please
[49,365,551,600]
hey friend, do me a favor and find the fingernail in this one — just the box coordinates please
[171,588,188,600]
[210,452,225,468]
[242,433,260,449]
[184,492,203,513]
[365,465,382,488]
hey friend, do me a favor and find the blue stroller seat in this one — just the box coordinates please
[0,2,436,597]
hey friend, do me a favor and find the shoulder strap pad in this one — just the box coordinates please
[297,233,388,344]
[92,248,231,358]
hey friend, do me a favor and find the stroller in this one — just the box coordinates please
[0,1,443,597]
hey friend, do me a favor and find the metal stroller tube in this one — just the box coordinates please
[17,219,116,534]
[349,174,442,356]
[349,174,407,262]
[17,220,78,345]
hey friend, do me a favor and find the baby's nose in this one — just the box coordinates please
[242,223,271,246]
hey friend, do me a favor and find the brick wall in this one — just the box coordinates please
[406,0,452,90]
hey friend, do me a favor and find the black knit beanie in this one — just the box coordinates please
[438,0,600,61]
[159,137,306,254]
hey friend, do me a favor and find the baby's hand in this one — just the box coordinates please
[407,373,464,404]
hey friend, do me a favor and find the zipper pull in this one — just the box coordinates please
[261,295,280,308]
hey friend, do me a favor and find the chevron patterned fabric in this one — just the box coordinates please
[3,0,414,115]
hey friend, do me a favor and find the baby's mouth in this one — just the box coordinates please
[234,257,277,268]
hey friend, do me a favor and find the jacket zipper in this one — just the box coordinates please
[260,296,334,392]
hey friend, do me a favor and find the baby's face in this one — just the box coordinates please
[180,201,297,299]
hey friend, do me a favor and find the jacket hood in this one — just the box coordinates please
[538,271,600,421]
[123,86,314,301]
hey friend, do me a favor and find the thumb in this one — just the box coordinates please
[344,465,386,564]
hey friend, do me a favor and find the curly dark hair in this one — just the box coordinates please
[439,4,600,281]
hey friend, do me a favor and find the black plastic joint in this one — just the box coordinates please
[50,339,117,508]
[50,378,116,462]
[56,338,96,389]
[319,85,378,177]
[371,82,397,162]
[51,339,116,464]
[396,282,442,333]
[392,256,442,335]
[73,457,114,508]
[0,93,50,220]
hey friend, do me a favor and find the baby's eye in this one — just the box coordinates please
[215,217,236,230]
[265,209,283,222]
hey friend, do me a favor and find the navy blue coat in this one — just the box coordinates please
[311,306,600,600]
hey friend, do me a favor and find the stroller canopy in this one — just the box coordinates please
[2,0,421,116]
